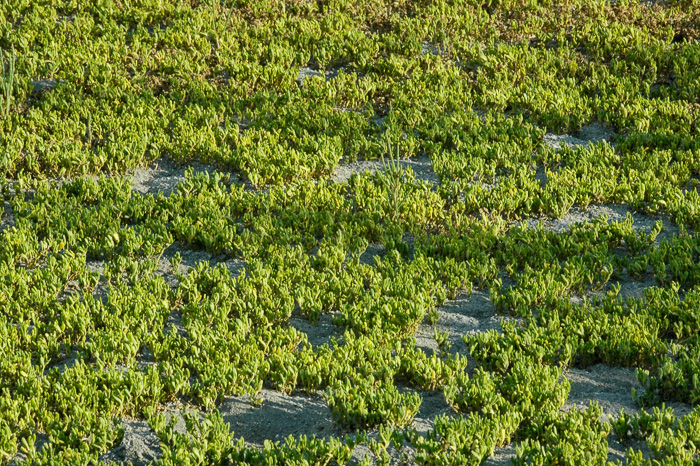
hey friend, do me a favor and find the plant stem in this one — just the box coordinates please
[0,48,15,119]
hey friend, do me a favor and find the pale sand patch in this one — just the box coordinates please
[483,444,518,465]
[219,389,339,447]
[130,158,251,196]
[288,311,341,348]
[331,154,439,187]
[219,387,458,465]
[32,78,64,94]
[540,204,679,244]
[98,419,161,466]
[359,242,386,266]
[543,121,615,151]
[296,67,323,85]
[0,200,14,232]
[414,289,523,358]
[564,363,695,462]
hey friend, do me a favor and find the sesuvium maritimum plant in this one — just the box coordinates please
[6,1,700,463]
[0,47,15,119]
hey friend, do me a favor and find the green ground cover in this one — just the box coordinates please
[1,0,700,464]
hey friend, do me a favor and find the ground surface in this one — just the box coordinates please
[2,0,700,465]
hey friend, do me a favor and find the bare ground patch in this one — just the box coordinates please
[99,419,161,466]
[539,203,680,244]
[130,158,253,196]
[1,201,15,232]
[219,389,340,447]
[564,363,695,462]
[414,289,523,359]
[331,154,439,187]
[289,311,342,348]
[156,242,244,279]
[543,121,616,151]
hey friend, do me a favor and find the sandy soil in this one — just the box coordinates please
[99,419,162,465]
[130,158,253,197]
[220,390,340,447]
[32,78,64,94]
[543,121,615,151]
[331,154,440,187]
[565,364,695,463]
[414,289,523,359]
[1,200,14,232]
[537,203,680,244]
[289,312,342,348]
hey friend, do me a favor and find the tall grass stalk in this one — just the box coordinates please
[0,48,16,119]
[379,140,407,219]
